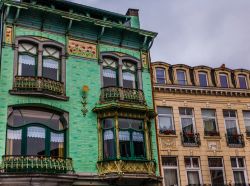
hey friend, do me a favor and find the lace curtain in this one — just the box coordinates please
[123,72,135,81]
[119,131,130,141]
[7,129,22,140]
[104,130,114,140]
[132,132,143,142]
[19,55,35,65]
[43,59,59,69]
[51,132,64,143]
[103,69,116,78]
[27,127,45,138]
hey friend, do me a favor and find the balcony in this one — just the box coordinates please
[159,129,176,135]
[181,132,201,147]
[97,159,156,175]
[204,130,220,137]
[226,134,245,148]
[2,155,74,173]
[100,86,146,105]
[10,76,68,100]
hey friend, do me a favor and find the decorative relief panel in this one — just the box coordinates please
[207,140,221,151]
[141,52,149,68]
[68,39,97,59]
[5,26,13,44]
[160,138,176,150]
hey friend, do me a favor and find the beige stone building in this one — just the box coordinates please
[151,62,250,186]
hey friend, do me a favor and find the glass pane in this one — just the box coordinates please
[162,157,177,167]
[243,111,250,118]
[192,158,199,167]
[102,118,114,129]
[18,54,36,76]
[156,68,165,84]
[210,170,225,185]
[202,109,216,117]
[239,76,247,89]
[185,158,191,167]
[199,72,208,87]
[177,70,186,85]
[220,74,229,88]
[157,107,172,115]
[43,58,59,81]
[204,118,217,132]
[6,129,22,155]
[103,130,115,159]
[234,171,246,184]
[123,71,136,89]
[119,131,131,158]
[164,169,178,186]
[187,171,200,184]
[179,108,193,115]
[50,132,64,157]
[158,116,173,130]
[231,158,237,167]
[27,127,45,156]
[103,68,117,87]
[208,158,223,167]
[118,119,143,130]
[225,119,238,135]
[238,158,245,167]
[133,132,144,158]
[181,118,194,133]
[223,110,236,117]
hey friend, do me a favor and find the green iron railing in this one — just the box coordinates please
[2,155,74,173]
[100,87,146,104]
[13,76,64,95]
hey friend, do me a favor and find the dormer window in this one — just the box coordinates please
[238,75,248,89]
[156,68,165,84]
[219,73,229,88]
[177,70,187,85]
[198,72,208,87]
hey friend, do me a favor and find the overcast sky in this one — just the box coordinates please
[70,0,250,69]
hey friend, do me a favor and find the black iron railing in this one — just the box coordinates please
[181,132,200,147]
[2,155,73,173]
[225,134,245,148]
[13,76,64,95]
[100,86,146,104]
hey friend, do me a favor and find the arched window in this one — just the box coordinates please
[43,46,61,81]
[6,107,68,158]
[102,57,118,87]
[122,61,137,89]
[18,42,38,76]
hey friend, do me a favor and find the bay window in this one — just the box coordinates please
[6,107,67,158]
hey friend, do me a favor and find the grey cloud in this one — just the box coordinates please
[70,0,250,69]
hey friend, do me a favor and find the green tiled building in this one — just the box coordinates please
[0,0,160,185]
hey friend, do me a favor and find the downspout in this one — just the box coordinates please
[0,3,4,77]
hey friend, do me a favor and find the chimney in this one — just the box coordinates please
[126,8,140,29]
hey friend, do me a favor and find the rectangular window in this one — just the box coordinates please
[208,157,225,185]
[223,110,239,135]
[199,72,208,87]
[162,157,179,186]
[231,157,248,185]
[177,70,187,85]
[179,108,195,134]
[157,107,175,135]
[243,111,250,137]
[219,74,229,88]
[43,58,59,81]
[239,75,248,89]
[185,157,202,185]
[202,109,219,136]
[156,68,166,84]
[18,54,36,76]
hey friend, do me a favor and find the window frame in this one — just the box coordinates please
[184,157,203,185]
[102,57,119,87]
[162,156,180,186]
[219,73,229,88]
[179,108,196,134]
[201,109,219,136]
[198,71,208,87]
[208,157,226,185]
[157,107,175,135]
[231,157,248,185]
[176,69,187,85]
[223,110,240,135]
[238,74,248,89]
[155,67,166,84]
[243,111,250,136]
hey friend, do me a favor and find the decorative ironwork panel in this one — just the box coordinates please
[13,76,64,95]
[97,160,156,175]
[2,156,74,173]
[180,132,201,147]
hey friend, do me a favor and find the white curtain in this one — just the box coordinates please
[119,131,130,141]
[43,59,59,69]
[234,171,246,184]
[103,69,116,78]
[27,127,45,138]
[123,72,135,81]
[187,171,200,184]
[132,132,143,142]
[51,132,64,143]
[225,119,237,134]
[104,130,114,140]
[7,129,22,140]
[164,169,178,186]
[19,55,35,65]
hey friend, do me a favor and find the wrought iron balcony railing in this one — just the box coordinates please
[97,159,156,175]
[159,129,176,135]
[226,134,245,148]
[204,130,220,137]
[100,86,146,104]
[181,132,201,147]
[12,76,65,95]
[2,155,74,173]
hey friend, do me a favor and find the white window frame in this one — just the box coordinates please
[179,108,196,133]
[201,109,219,134]
[185,157,203,185]
[223,110,240,135]
[238,75,248,89]
[155,67,166,84]
[219,73,229,88]
[208,157,226,185]
[198,71,208,87]
[243,111,250,134]
[162,157,180,186]
[231,157,248,185]
[157,107,175,132]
